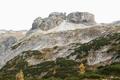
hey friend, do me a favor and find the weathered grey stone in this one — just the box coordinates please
[0,36,17,53]
[27,17,43,35]
[3,36,17,49]
[30,12,66,32]
[39,12,66,31]
[30,12,95,33]
[32,17,43,30]
[67,12,95,24]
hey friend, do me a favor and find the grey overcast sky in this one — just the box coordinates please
[0,0,120,30]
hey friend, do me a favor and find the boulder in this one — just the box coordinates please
[67,12,95,25]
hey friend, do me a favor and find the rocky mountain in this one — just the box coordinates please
[0,12,120,80]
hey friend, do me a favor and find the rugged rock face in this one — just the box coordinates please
[0,30,26,54]
[39,12,65,31]
[32,17,43,30]
[2,36,17,50]
[67,12,95,25]
[27,12,66,34]
[31,12,66,31]
[29,12,95,34]
[0,30,26,68]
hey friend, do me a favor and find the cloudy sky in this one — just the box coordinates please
[0,0,120,30]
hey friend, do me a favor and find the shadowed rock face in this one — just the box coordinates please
[32,17,43,30]
[67,12,95,24]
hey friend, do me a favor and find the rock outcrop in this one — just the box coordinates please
[32,17,43,30]
[39,12,66,31]
[31,12,66,31]
[29,12,95,34]
[67,12,95,24]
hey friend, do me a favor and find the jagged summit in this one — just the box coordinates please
[31,12,66,31]
[29,12,96,34]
